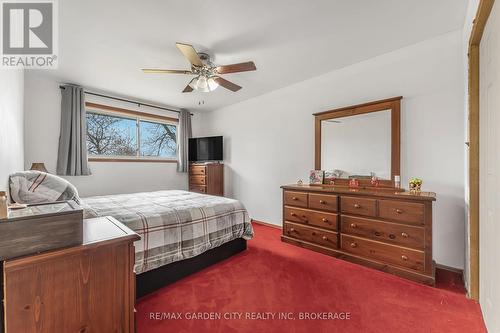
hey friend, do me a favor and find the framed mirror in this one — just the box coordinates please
[314,97,401,187]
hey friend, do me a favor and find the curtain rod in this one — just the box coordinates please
[59,85,192,115]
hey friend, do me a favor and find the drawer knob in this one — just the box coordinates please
[290,212,297,217]
[401,255,408,261]
[292,197,298,200]
[322,218,328,223]
[374,231,381,237]
[350,223,357,228]
[350,242,358,248]
[354,204,361,208]
[312,231,317,236]
[290,228,295,232]
[389,234,396,239]
[319,200,326,204]
[322,236,328,240]
[396,209,403,214]
[401,232,409,238]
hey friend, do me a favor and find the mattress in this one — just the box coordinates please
[81,190,253,274]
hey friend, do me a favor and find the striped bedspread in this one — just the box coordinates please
[81,190,253,274]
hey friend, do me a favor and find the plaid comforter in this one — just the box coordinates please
[81,190,253,274]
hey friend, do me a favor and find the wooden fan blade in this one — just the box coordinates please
[142,69,192,74]
[176,43,203,67]
[182,84,194,93]
[216,61,256,74]
[214,77,242,92]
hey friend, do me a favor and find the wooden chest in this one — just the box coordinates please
[281,184,436,285]
[0,201,83,260]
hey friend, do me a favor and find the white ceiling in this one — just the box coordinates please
[35,0,467,111]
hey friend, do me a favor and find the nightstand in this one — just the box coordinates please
[1,216,140,333]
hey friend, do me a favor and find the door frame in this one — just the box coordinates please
[468,0,495,301]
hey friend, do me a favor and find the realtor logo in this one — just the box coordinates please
[1,0,58,68]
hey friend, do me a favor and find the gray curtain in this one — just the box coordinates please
[177,109,192,172]
[56,85,91,176]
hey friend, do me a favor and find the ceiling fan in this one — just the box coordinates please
[142,42,257,93]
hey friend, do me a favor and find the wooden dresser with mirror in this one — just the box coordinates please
[281,97,437,285]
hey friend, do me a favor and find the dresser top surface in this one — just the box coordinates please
[84,216,140,245]
[281,184,436,201]
[1,200,81,223]
[4,216,140,268]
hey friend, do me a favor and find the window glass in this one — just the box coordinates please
[140,120,177,158]
[86,112,137,156]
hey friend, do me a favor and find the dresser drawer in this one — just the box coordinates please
[378,200,425,225]
[308,193,338,212]
[190,185,207,194]
[284,222,338,248]
[283,191,308,208]
[284,207,338,231]
[341,235,424,272]
[189,165,206,175]
[340,196,377,217]
[189,175,206,185]
[340,216,424,249]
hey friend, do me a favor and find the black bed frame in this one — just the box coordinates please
[136,238,247,299]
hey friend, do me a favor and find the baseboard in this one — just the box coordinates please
[251,219,282,229]
[435,263,464,275]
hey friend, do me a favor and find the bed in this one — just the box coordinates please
[81,190,254,297]
[9,171,254,298]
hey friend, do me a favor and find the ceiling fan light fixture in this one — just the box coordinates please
[207,76,219,91]
[196,75,209,92]
[189,75,218,92]
[188,77,198,90]
[142,42,256,93]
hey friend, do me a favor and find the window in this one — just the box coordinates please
[86,104,178,161]
[139,120,177,158]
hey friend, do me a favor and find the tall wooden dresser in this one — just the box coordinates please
[281,184,436,285]
[189,163,224,196]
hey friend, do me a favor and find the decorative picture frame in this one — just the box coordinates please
[309,170,324,185]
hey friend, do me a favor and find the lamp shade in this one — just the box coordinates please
[30,163,48,173]
[207,76,219,91]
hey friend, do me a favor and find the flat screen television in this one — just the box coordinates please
[189,136,223,162]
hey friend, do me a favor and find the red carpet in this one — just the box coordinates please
[136,223,486,333]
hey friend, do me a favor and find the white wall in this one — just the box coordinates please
[24,74,188,197]
[0,70,24,193]
[197,30,466,269]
